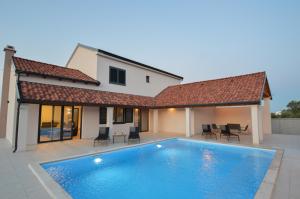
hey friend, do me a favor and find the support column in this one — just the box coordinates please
[0,46,16,138]
[185,108,192,137]
[263,98,272,134]
[153,109,158,133]
[191,109,195,136]
[106,107,114,138]
[251,105,263,145]
[258,105,263,142]
[17,104,27,151]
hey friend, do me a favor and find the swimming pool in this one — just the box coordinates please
[41,139,275,199]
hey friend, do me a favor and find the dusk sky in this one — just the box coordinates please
[1,0,299,112]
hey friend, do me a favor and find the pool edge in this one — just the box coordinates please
[30,137,283,199]
[29,137,176,199]
[178,137,284,199]
[29,163,72,199]
[254,148,284,199]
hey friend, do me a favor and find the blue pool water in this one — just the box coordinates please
[42,139,275,199]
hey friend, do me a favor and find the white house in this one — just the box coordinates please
[0,44,272,152]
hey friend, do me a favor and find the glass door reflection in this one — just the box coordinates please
[39,105,61,142]
[62,106,73,140]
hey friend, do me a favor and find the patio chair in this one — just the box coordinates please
[227,123,242,134]
[201,124,217,139]
[211,123,219,133]
[241,125,249,134]
[220,125,240,141]
[128,127,140,143]
[94,127,110,146]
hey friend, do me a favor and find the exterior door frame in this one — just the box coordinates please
[61,106,73,141]
[38,104,81,143]
[138,108,149,132]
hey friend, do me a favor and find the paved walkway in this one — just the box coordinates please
[0,133,299,198]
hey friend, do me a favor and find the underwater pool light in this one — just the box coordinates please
[94,157,102,164]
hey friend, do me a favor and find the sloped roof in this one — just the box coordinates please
[13,57,100,85]
[73,43,183,80]
[19,81,154,107]
[18,72,271,108]
[154,72,271,108]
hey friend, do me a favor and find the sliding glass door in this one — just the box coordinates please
[38,105,78,143]
[62,106,73,140]
[39,105,62,142]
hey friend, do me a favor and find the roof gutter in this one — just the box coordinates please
[153,100,261,109]
[19,97,260,109]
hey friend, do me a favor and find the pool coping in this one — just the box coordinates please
[181,137,284,199]
[28,137,283,199]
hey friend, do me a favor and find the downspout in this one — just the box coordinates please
[13,74,21,153]
[13,100,21,153]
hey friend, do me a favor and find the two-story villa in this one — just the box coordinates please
[0,44,272,152]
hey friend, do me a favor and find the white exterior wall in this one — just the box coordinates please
[66,45,98,79]
[107,106,134,137]
[194,107,216,134]
[185,108,194,137]
[6,65,18,145]
[262,98,272,134]
[251,105,263,145]
[215,106,252,133]
[157,108,186,134]
[81,106,99,139]
[19,76,99,90]
[96,55,181,97]
[157,106,252,135]
[82,106,136,139]
[18,104,39,151]
[65,45,181,97]
[148,109,154,132]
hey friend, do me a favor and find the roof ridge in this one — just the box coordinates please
[170,71,266,88]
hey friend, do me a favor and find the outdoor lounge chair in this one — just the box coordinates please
[201,124,217,139]
[94,127,110,146]
[128,127,140,143]
[220,125,240,141]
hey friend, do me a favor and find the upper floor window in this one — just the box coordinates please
[146,75,150,83]
[109,66,126,86]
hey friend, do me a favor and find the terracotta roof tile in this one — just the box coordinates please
[13,57,100,85]
[19,81,154,107]
[154,72,269,107]
[18,72,270,108]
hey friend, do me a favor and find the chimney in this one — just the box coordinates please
[0,45,16,138]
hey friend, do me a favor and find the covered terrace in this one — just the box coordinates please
[150,72,272,145]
